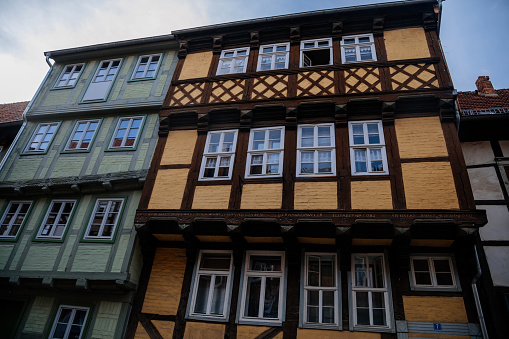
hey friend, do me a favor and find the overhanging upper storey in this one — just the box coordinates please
[26,35,179,120]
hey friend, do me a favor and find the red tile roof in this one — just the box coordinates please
[0,101,28,123]
[457,89,509,116]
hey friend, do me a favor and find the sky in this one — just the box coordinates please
[0,0,508,104]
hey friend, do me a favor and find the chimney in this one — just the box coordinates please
[475,76,497,96]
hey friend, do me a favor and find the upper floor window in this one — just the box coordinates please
[131,54,162,80]
[257,43,290,71]
[36,200,77,240]
[245,127,284,178]
[64,119,100,151]
[83,198,124,241]
[199,130,238,180]
[109,116,145,149]
[410,256,459,291]
[25,122,60,153]
[300,38,333,68]
[189,251,233,320]
[217,48,250,75]
[0,201,32,239]
[54,63,85,88]
[239,251,285,324]
[297,123,335,177]
[341,34,377,63]
[49,305,89,339]
[303,253,339,327]
[82,59,122,102]
[349,121,388,175]
[351,254,391,329]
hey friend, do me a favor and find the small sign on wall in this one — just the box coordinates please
[433,323,442,330]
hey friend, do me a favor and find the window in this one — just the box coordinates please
[84,198,124,240]
[341,34,377,63]
[297,123,335,177]
[0,201,32,239]
[64,120,100,151]
[131,54,162,80]
[257,43,290,71]
[25,122,60,153]
[36,200,76,240]
[189,251,233,319]
[240,251,285,323]
[349,121,388,175]
[199,130,238,180]
[303,253,339,327]
[109,116,145,149]
[82,59,122,102]
[54,64,85,88]
[245,127,284,178]
[49,305,89,339]
[300,38,333,67]
[217,48,250,75]
[351,254,390,328]
[410,256,459,290]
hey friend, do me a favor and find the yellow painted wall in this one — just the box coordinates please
[153,320,174,339]
[142,248,186,315]
[161,130,197,165]
[240,183,283,209]
[402,162,459,209]
[384,27,431,61]
[183,322,225,339]
[148,169,189,209]
[192,185,231,209]
[134,323,150,339]
[351,180,393,209]
[403,296,468,323]
[179,52,213,80]
[297,329,380,339]
[395,116,449,159]
[294,182,337,209]
[237,326,274,339]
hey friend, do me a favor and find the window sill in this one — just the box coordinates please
[105,147,137,152]
[352,325,394,333]
[237,318,283,326]
[80,238,115,244]
[186,315,228,323]
[21,151,49,156]
[51,85,77,90]
[33,238,64,243]
[60,149,92,154]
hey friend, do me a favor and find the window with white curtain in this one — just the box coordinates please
[349,120,388,175]
[351,254,391,329]
[217,48,250,75]
[257,43,290,71]
[199,130,238,180]
[297,123,336,177]
[341,34,377,63]
[189,251,233,319]
[245,126,284,178]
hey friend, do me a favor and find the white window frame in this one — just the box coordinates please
[410,255,460,291]
[239,251,285,324]
[130,53,162,80]
[245,126,285,178]
[341,34,377,64]
[216,47,250,75]
[300,38,333,68]
[84,198,124,240]
[297,123,336,177]
[189,250,234,320]
[351,253,391,330]
[108,116,145,149]
[257,43,290,71]
[54,63,85,88]
[24,122,61,153]
[49,305,89,339]
[64,119,101,151]
[0,201,32,239]
[199,129,239,181]
[302,253,340,328]
[82,58,122,102]
[36,200,77,240]
[348,120,388,176]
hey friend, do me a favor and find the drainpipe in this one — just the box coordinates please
[437,0,445,37]
[472,245,489,338]
[0,53,55,172]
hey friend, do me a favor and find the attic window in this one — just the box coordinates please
[341,34,377,63]
[300,38,333,68]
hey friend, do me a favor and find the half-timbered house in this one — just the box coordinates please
[129,1,487,338]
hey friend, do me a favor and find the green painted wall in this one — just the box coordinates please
[22,245,60,271]
[71,245,111,272]
[22,296,54,335]
[90,301,122,339]
[0,244,14,269]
